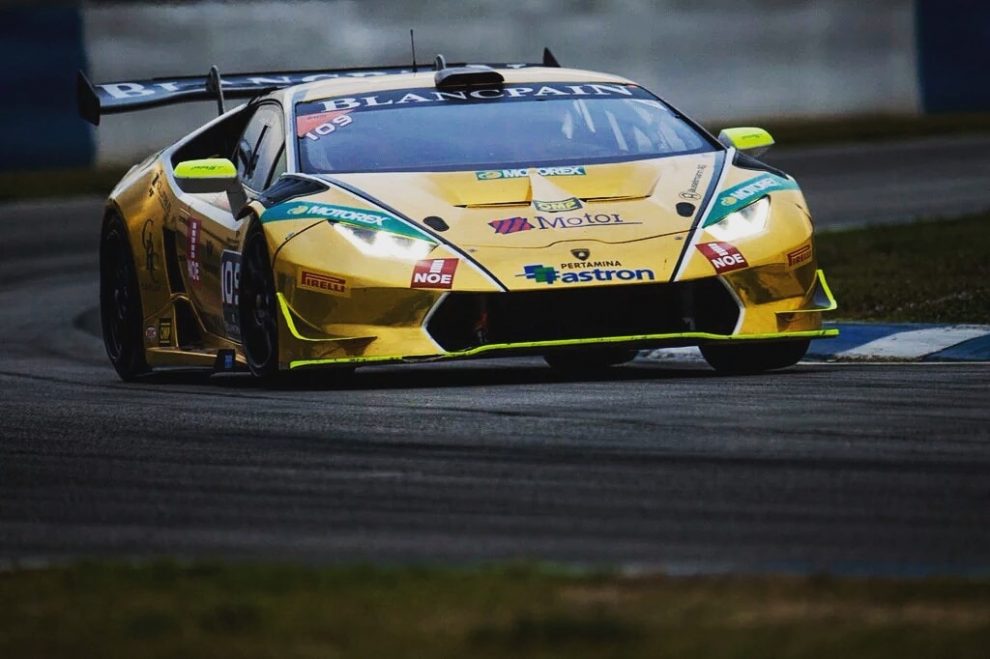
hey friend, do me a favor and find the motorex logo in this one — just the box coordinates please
[284,203,388,226]
[521,264,655,285]
[475,166,587,180]
[704,173,799,226]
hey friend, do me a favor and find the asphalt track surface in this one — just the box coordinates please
[2,136,990,573]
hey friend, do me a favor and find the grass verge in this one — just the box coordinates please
[817,213,990,324]
[2,561,989,658]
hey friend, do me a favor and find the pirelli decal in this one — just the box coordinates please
[298,270,349,297]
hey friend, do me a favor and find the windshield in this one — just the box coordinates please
[295,83,716,174]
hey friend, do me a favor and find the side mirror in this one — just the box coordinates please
[717,127,775,157]
[173,158,247,214]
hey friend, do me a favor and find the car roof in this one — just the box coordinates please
[275,66,637,105]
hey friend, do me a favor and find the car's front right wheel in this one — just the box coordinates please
[239,222,280,379]
[99,213,149,381]
[700,339,810,374]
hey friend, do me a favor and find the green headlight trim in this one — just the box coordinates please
[261,200,435,243]
[704,173,799,227]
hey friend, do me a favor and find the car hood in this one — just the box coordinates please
[264,153,725,289]
[323,153,718,249]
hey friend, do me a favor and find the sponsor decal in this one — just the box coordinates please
[533,197,582,212]
[489,216,534,235]
[697,242,749,274]
[534,212,640,230]
[299,84,642,115]
[220,250,241,340]
[141,219,160,287]
[157,318,173,347]
[679,164,707,200]
[704,173,798,226]
[150,171,172,215]
[145,325,157,341]
[262,201,433,242]
[299,270,348,297]
[411,258,458,289]
[787,243,813,267]
[521,264,655,285]
[186,218,201,283]
[475,166,587,180]
[560,259,621,270]
[296,109,353,141]
[571,248,590,261]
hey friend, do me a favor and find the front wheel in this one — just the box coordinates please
[99,214,149,381]
[239,223,280,379]
[700,339,809,374]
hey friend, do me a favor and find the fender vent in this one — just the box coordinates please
[162,228,184,294]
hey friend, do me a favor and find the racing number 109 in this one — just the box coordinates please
[304,114,353,141]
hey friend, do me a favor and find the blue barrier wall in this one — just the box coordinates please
[0,8,93,171]
[916,0,990,113]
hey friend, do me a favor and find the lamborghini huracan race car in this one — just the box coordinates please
[78,50,837,381]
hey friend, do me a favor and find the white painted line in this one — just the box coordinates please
[837,325,990,360]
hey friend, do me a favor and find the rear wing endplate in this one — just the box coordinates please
[77,49,561,126]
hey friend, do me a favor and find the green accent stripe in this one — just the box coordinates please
[704,173,799,226]
[261,200,434,242]
[289,328,840,369]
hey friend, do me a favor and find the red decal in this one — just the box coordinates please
[187,218,201,282]
[696,242,748,274]
[411,259,458,289]
[787,244,813,267]
[297,110,353,140]
[300,270,348,296]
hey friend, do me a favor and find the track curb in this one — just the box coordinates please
[639,322,990,364]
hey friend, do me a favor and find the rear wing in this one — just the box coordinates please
[78,48,561,126]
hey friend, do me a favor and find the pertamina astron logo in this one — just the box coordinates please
[521,264,654,285]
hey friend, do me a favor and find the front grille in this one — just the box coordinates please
[427,278,739,352]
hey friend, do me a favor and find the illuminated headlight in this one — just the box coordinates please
[333,223,433,260]
[707,196,771,242]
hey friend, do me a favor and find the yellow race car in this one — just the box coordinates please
[79,50,836,381]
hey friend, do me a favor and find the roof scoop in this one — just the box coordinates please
[433,56,504,89]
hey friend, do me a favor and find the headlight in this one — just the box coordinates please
[707,196,770,242]
[333,223,433,260]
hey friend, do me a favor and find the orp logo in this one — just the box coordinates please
[411,259,458,289]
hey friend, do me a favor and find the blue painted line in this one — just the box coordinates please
[925,334,990,362]
[0,7,94,170]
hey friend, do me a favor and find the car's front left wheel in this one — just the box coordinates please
[700,339,810,374]
[239,222,280,379]
[99,213,149,381]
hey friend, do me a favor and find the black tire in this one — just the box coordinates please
[700,339,810,374]
[99,214,149,381]
[239,222,280,379]
[544,347,637,372]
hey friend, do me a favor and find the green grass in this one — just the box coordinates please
[817,213,990,324]
[2,561,989,659]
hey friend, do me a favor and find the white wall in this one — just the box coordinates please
[84,0,920,164]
